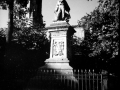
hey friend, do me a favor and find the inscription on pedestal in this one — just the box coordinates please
[52,39,65,58]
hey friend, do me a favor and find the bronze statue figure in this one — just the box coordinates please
[54,0,71,22]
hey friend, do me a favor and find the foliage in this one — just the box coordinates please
[12,2,48,50]
[12,27,49,50]
[0,0,45,43]
[13,2,33,28]
[0,0,48,50]
[76,0,119,69]
[0,28,6,37]
[0,28,6,52]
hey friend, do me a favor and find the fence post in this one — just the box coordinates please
[85,69,87,90]
[102,70,108,90]
[93,69,95,90]
[88,69,91,90]
[81,69,84,90]
[78,69,79,90]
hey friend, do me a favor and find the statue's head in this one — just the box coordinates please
[58,0,65,4]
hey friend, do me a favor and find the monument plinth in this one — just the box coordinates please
[45,21,75,73]
[38,0,78,84]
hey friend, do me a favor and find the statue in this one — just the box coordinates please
[54,0,71,22]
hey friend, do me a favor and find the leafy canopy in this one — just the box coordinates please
[76,0,119,64]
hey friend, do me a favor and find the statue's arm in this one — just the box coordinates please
[55,5,59,13]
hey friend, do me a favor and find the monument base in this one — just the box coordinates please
[45,58,73,75]
[39,61,78,84]
[42,58,78,83]
[41,20,78,83]
[45,58,69,63]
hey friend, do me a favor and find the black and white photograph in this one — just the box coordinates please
[0,0,119,90]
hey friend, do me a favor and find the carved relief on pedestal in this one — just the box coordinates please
[52,39,65,58]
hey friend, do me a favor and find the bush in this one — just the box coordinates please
[12,27,49,51]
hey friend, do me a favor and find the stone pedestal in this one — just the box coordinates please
[45,21,75,74]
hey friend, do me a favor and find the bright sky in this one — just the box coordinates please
[0,9,9,28]
[0,0,99,28]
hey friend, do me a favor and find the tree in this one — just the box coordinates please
[0,0,44,43]
[0,0,13,43]
[76,0,119,71]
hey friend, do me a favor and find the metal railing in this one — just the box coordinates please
[26,69,108,90]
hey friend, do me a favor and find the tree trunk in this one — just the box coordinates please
[6,0,14,44]
[33,0,43,27]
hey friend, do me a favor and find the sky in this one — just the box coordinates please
[0,9,9,28]
[0,0,99,28]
